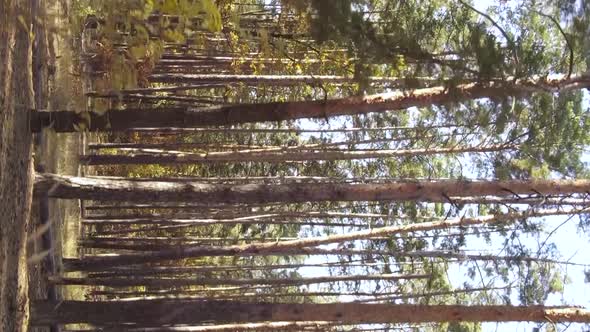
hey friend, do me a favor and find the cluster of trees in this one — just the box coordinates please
[30,0,590,331]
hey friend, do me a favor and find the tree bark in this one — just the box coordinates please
[115,123,463,134]
[85,201,277,210]
[79,175,461,184]
[0,1,34,331]
[79,144,512,165]
[104,321,336,332]
[49,273,428,288]
[88,142,266,150]
[84,236,301,244]
[156,56,324,64]
[449,196,590,206]
[92,93,226,105]
[68,248,579,271]
[30,75,589,132]
[34,173,590,204]
[86,262,395,277]
[86,84,228,95]
[356,286,512,303]
[147,73,435,86]
[62,209,576,270]
[90,290,401,299]
[81,217,365,228]
[86,135,442,151]
[84,211,388,220]
[30,300,590,325]
[81,211,388,231]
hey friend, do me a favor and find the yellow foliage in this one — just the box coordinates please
[162,28,186,43]
[157,0,180,14]
[200,0,222,32]
[129,45,147,60]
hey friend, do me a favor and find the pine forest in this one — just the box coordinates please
[1,0,590,331]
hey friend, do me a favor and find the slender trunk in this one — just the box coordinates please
[80,237,301,251]
[88,142,271,150]
[356,286,512,303]
[115,123,464,134]
[62,248,410,271]
[31,75,588,132]
[82,230,514,251]
[86,262,397,277]
[127,137,456,156]
[91,93,226,105]
[449,196,590,206]
[82,211,385,229]
[80,175,465,184]
[82,202,395,215]
[160,49,348,59]
[30,300,590,325]
[90,290,402,298]
[89,284,282,295]
[62,209,579,270]
[81,217,366,228]
[85,201,279,210]
[80,144,511,165]
[34,173,590,203]
[79,230,507,254]
[84,212,388,220]
[86,84,229,95]
[87,223,365,237]
[49,273,428,288]
[72,249,582,268]
[85,236,302,243]
[105,321,336,332]
[157,56,325,65]
[147,73,437,86]
[86,135,444,151]
[79,239,206,251]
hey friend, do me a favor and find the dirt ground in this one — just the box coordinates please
[1,1,85,331]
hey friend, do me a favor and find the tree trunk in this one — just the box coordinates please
[49,273,428,288]
[0,2,34,331]
[62,209,577,270]
[449,196,590,206]
[82,201,388,213]
[79,144,512,165]
[86,84,228,95]
[84,236,301,244]
[84,211,388,220]
[79,175,459,184]
[111,123,463,134]
[92,93,226,105]
[147,73,434,86]
[356,286,512,303]
[81,211,388,231]
[85,201,277,210]
[67,248,578,271]
[88,142,266,150]
[103,321,336,332]
[30,300,590,325]
[156,56,324,65]
[30,75,589,132]
[86,135,442,151]
[90,290,401,299]
[34,173,590,203]
[81,217,365,228]
[86,261,395,277]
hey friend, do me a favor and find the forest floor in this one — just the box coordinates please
[1,1,86,331]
